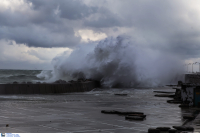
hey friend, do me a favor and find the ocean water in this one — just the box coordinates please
[0,69,196,132]
[0,69,52,84]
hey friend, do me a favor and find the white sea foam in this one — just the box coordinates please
[39,36,184,87]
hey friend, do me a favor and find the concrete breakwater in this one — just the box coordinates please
[0,80,100,94]
[185,73,200,84]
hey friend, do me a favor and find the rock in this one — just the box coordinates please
[180,131,188,133]
[77,78,84,82]
[155,94,175,97]
[174,89,181,100]
[172,126,194,132]
[156,127,171,131]
[13,81,18,84]
[127,114,146,118]
[114,94,128,96]
[101,110,119,114]
[168,129,177,133]
[117,111,144,115]
[153,91,175,93]
[183,115,195,120]
[167,100,182,104]
[178,81,183,86]
[148,128,160,133]
[185,127,194,131]
[172,126,186,131]
[165,85,177,87]
[84,79,92,82]
[101,110,144,115]
[125,116,144,121]
[54,79,67,84]
[179,104,189,108]
[6,124,9,127]
[68,80,76,83]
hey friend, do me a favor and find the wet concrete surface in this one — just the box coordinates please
[0,87,199,133]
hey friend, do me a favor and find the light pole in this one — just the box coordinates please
[184,64,188,72]
[184,64,187,72]
[195,62,200,72]
[188,63,191,73]
[192,63,196,73]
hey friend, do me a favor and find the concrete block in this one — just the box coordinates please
[13,84,20,94]
[0,84,6,94]
[45,84,54,94]
[6,85,13,94]
[0,80,100,94]
[39,84,46,94]
[20,84,28,94]
[26,84,35,94]
[181,87,194,106]
[33,84,40,94]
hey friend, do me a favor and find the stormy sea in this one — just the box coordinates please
[0,69,52,84]
[0,69,192,133]
[0,37,190,133]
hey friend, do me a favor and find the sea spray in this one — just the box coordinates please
[41,36,184,87]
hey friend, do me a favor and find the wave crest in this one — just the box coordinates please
[49,36,184,87]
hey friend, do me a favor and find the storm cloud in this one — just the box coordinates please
[1,0,200,69]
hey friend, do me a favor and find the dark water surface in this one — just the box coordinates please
[0,87,196,133]
[0,69,52,84]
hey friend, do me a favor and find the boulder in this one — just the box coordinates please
[172,126,186,131]
[54,79,67,84]
[155,94,175,97]
[148,128,160,133]
[156,127,170,131]
[185,127,194,131]
[125,116,144,121]
[183,115,195,120]
[179,104,189,108]
[167,100,182,104]
[114,94,128,96]
[168,129,177,133]
[101,110,144,115]
[127,114,146,118]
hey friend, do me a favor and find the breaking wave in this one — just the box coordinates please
[0,70,52,84]
[39,36,184,87]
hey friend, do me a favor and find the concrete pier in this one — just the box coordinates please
[0,81,100,94]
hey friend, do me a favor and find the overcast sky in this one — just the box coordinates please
[1,0,200,70]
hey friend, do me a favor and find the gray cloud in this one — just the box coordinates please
[0,0,98,48]
[1,0,200,63]
[28,0,97,20]
[0,25,80,48]
[98,0,200,59]
[84,8,122,28]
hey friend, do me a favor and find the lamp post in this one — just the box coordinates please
[184,64,188,72]
[188,63,191,73]
[195,62,200,72]
[184,64,187,72]
[192,63,196,73]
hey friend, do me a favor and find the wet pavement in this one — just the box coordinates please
[0,87,199,133]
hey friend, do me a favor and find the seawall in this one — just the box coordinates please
[0,81,100,94]
[185,74,200,84]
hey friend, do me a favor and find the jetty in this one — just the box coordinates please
[0,79,100,94]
